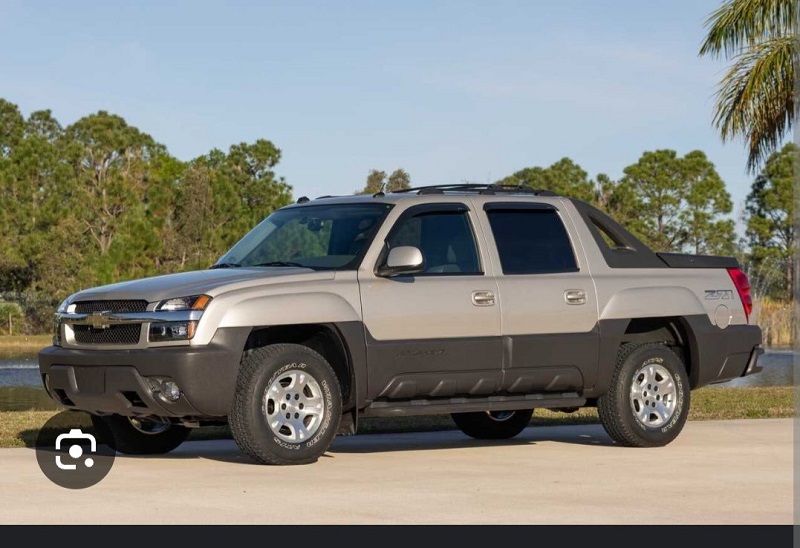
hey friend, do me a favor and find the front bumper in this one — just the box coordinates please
[38,327,250,418]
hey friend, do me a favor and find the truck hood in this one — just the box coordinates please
[69,267,334,304]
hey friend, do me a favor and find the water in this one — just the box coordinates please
[0,354,40,387]
[0,350,793,411]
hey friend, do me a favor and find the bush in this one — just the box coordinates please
[752,298,792,347]
[0,293,58,335]
[0,302,24,335]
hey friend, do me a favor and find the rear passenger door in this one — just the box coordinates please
[479,201,599,395]
[359,203,502,401]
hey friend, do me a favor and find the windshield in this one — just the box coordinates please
[216,202,393,270]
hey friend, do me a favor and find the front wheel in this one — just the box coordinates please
[229,343,342,465]
[597,343,690,447]
[452,409,534,440]
[90,415,190,455]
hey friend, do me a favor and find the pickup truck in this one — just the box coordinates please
[39,184,763,464]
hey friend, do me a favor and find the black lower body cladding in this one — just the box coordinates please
[38,327,251,417]
[585,315,762,397]
[680,316,763,387]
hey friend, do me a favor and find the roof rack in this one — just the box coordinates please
[392,184,559,196]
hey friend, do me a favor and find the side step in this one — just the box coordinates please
[362,393,586,417]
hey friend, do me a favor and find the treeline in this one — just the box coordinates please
[0,98,793,333]
[0,99,292,307]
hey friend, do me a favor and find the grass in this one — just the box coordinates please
[0,334,51,355]
[0,386,792,449]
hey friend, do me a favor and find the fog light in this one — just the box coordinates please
[160,381,181,402]
[148,377,182,403]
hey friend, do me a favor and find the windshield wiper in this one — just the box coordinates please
[252,261,308,268]
[210,262,241,269]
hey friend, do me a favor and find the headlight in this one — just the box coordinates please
[155,295,212,312]
[149,295,211,342]
[149,321,198,342]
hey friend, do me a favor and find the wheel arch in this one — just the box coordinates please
[590,315,701,397]
[242,322,366,417]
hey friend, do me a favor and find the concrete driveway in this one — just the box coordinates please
[0,418,792,524]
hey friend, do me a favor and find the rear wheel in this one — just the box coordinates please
[90,414,190,455]
[452,409,534,440]
[597,343,690,447]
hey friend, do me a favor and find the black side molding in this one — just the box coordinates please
[657,252,739,269]
[363,393,586,417]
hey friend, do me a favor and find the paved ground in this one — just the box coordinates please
[0,418,792,524]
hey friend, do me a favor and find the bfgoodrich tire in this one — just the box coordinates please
[452,409,534,440]
[90,415,190,455]
[229,343,342,465]
[597,343,690,447]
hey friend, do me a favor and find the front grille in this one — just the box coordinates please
[73,324,142,345]
[74,300,148,314]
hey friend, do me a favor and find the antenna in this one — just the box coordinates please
[373,180,387,198]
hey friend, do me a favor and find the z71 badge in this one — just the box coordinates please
[704,289,734,300]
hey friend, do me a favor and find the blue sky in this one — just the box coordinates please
[0,1,757,222]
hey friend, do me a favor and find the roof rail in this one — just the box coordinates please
[392,184,559,196]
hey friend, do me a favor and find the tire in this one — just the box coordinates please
[229,343,342,465]
[452,409,534,440]
[597,343,690,447]
[90,414,190,455]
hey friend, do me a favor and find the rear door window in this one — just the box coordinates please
[486,209,578,274]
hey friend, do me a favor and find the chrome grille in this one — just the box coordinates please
[73,324,142,345]
[74,300,148,314]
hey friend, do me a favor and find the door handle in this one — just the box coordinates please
[564,289,587,305]
[472,290,496,306]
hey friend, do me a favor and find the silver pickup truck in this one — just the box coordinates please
[39,184,763,465]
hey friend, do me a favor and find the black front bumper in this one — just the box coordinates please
[38,327,250,418]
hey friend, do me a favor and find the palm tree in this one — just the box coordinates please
[699,0,796,173]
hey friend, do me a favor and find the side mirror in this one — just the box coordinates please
[378,246,425,277]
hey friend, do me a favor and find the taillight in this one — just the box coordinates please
[727,267,752,322]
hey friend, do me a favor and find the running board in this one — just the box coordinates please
[362,393,586,417]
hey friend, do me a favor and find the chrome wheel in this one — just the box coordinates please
[128,417,171,435]
[485,410,516,422]
[630,363,677,428]
[263,369,325,443]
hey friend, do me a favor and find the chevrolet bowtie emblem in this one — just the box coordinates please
[87,311,111,329]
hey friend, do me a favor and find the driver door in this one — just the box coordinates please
[358,202,502,400]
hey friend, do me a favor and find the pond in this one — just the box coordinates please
[0,349,793,411]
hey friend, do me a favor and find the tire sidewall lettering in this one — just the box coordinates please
[263,360,336,453]
[629,351,685,436]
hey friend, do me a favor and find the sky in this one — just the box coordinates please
[0,0,760,223]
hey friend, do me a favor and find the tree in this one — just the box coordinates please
[744,142,794,298]
[63,111,162,258]
[0,108,75,295]
[496,158,596,201]
[620,150,735,253]
[356,168,411,194]
[0,99,24,156]
[594,173,651,243]
[208,139,292,249]
[699,0,796,172]
[0,97,296,322]
[678,150,736,255]
[387,169,411,192]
